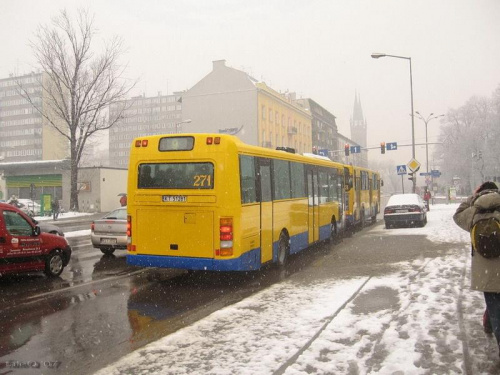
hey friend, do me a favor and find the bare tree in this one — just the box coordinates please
[18,8,136,210]
[436,85,500,194]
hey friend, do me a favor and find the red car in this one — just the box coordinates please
[0,202,72,277]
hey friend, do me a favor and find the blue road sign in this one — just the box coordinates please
[431,170,441,178]
[386,142,398,151]
[397,165,407,175]
[318,149,329,157]
[420,172,431,176]
[350,145,361,154]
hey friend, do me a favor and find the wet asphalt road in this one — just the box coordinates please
[0,208,456,375]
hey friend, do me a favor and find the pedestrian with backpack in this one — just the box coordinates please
[453,181,500,357]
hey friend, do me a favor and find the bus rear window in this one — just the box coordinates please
[138,163,214,189]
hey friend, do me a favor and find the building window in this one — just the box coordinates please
[269,109,273,122]
[262,105,266,120]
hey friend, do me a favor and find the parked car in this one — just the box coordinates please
[11,199,41,217]
[30,218,65,236]
[91,207,127,255]
[0,202,72,277]
[384,193,428,228]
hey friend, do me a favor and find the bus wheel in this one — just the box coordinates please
[277,232,289,267]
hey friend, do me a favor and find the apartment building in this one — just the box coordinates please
[0,72,69,202]
[108,92,183,168]
[182,60,312,154]
[295,98,338,155]
[0,72,67,162]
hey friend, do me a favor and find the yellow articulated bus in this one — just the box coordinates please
[126,133,348,271]
[343,165,381,231]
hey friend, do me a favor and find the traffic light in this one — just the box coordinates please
[344,144,350,156]
[380,142,386,154]
[408,172,415,181]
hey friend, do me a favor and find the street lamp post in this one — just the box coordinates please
[371,52,416,193]
[415,112,445,175]
[175,119,192,134]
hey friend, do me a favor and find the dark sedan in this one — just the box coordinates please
[384,193,428,228]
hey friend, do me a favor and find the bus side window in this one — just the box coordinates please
[239,155,257,204]
[290,162,305,198]
[273,160,291,200]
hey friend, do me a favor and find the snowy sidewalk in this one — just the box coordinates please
[95,205,500,375]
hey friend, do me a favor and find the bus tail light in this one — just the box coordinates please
[127,215,132,237]
[206,137,213,145]
[127,215,135,252]
[214,137,221,144]
[135,139,149,147]
[219,217,233,256]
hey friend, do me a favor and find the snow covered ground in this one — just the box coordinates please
[93,204,500,375]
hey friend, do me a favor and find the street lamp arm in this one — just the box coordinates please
[371,53,410,61]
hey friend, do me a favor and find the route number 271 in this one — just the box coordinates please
[193,174,212,187]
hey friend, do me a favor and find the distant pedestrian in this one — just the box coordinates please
[423,188,431,210]
[52,198,60,220]
[453,181,500,357]
[8,195,19,207]
[119,194,127,207]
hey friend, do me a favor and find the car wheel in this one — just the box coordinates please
[44,250,64,277]
[277,232,289,267]
[100,248,116,255]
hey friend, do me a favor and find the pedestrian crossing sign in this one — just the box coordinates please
[397,165,407,175]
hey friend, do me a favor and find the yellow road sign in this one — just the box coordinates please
[407,158,421,172]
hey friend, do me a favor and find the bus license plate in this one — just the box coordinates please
[162,195,187,202]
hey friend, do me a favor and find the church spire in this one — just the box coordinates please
[350,90,367,149]
[353,91,365,124]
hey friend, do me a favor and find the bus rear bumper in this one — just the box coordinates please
[126,249,261,272]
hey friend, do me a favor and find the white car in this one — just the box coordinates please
[384,193,427,228]
[14,199,42,216]
[91,207,128,255]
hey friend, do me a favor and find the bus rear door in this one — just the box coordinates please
[307,167,320,243]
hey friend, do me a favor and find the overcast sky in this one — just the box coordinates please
[1,0,499,166]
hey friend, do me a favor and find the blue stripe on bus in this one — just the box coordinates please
[272,231,308,261]
[127,248,261,272]
[319,223,331,241]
